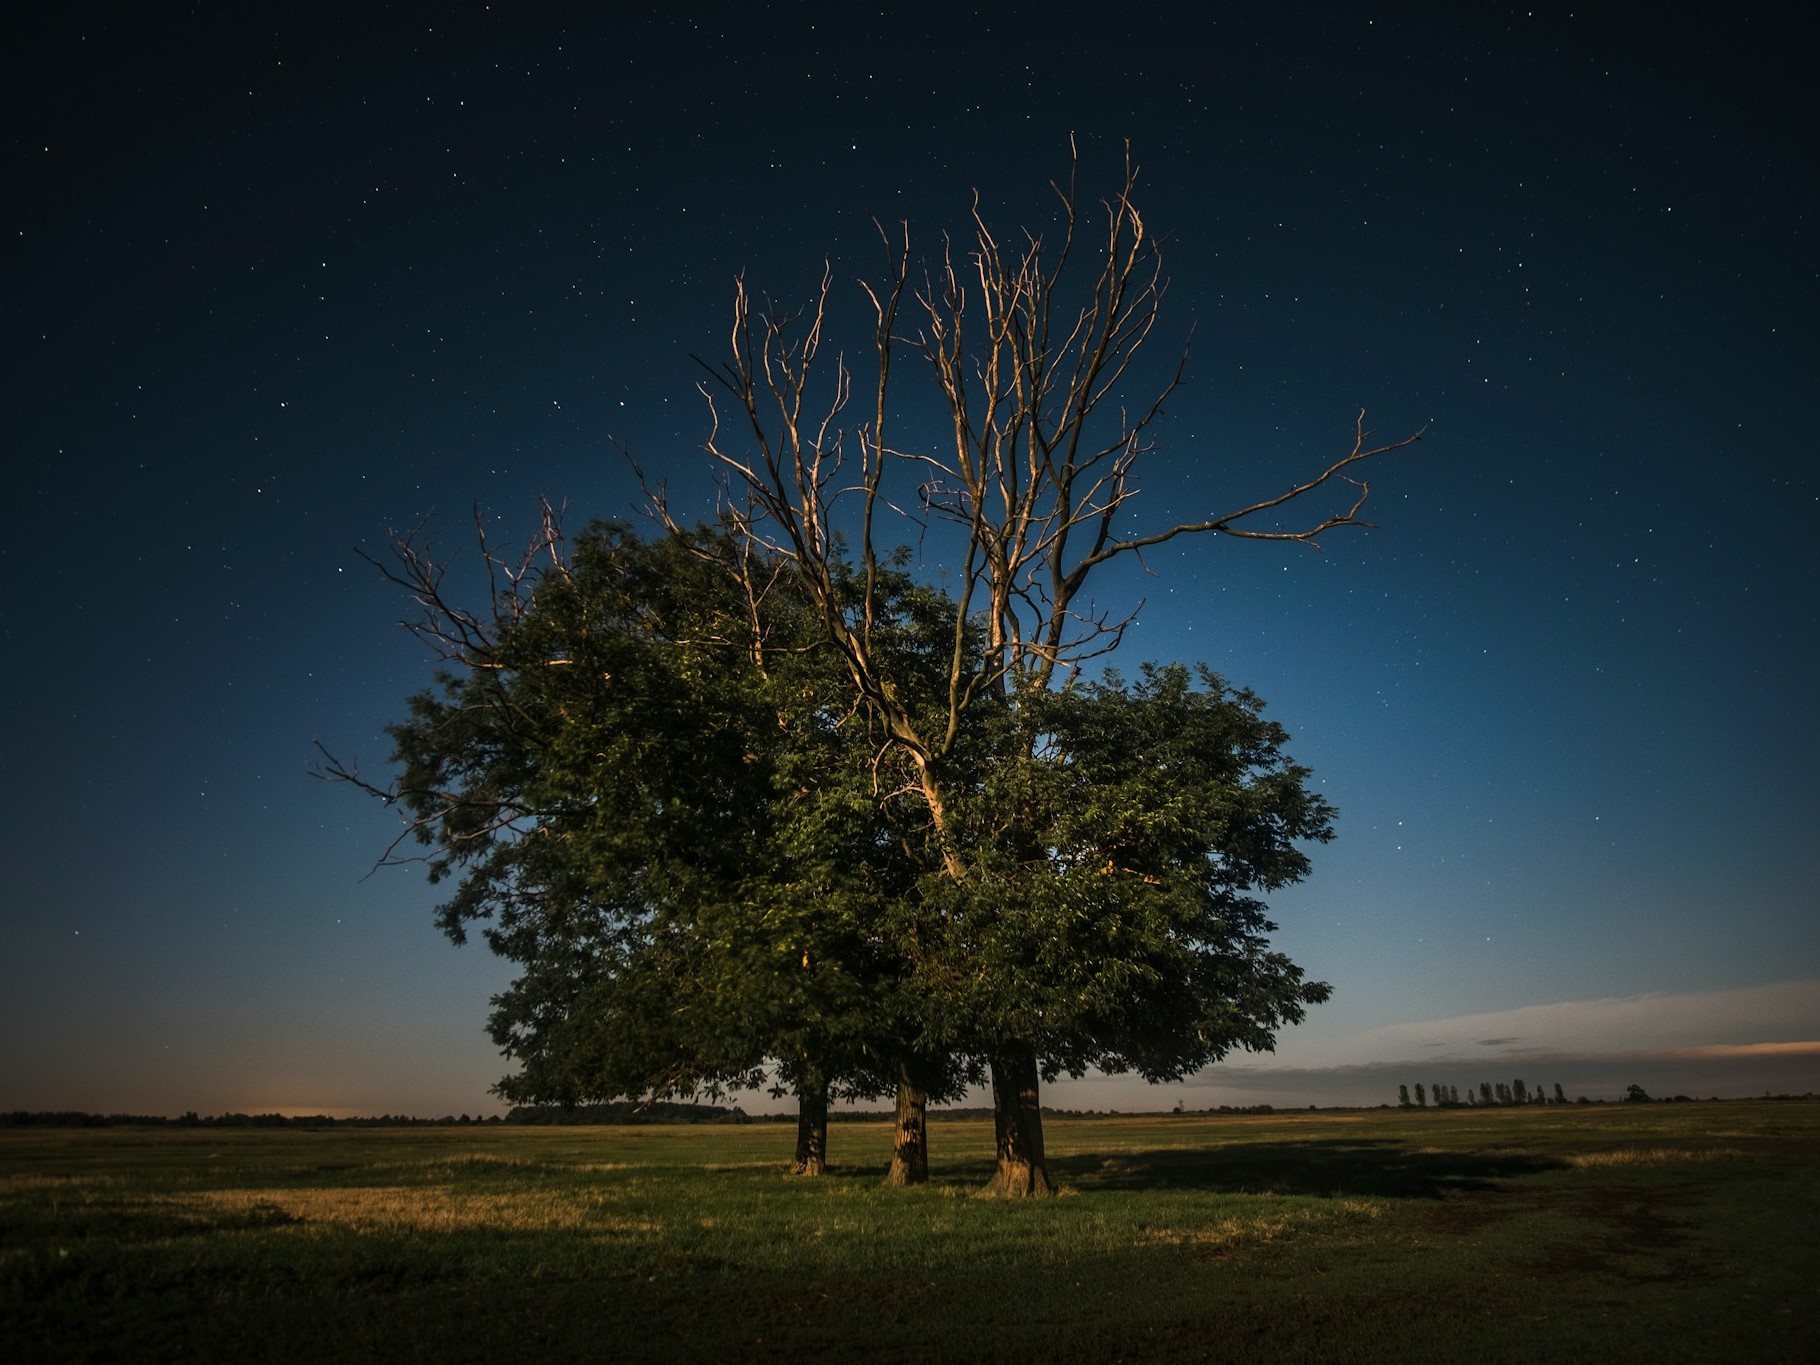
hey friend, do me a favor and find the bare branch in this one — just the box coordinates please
[1081,413,1429,570]
[696,143,1424,874]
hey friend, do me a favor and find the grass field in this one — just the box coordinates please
[4,1102,1815,1362]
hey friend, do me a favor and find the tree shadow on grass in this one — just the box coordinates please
[1055,1138,1567,1199]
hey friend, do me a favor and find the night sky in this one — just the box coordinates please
[6,4,1815,1117]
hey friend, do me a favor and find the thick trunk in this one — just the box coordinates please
[791,1075,829,1176]
[883,1066,929,1186]
[984,1048,1054,1197]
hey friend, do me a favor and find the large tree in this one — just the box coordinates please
[684,143,1421,1194]
[322,515,958,1174]
[904,664,1335,1192]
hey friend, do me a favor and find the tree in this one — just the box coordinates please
[1414,1083,1427,1108]
[933,664,1335,1110]
[319,516,962,1176]
[1512,1078,1529,1105]
[1398,1084,1411,1108]
[1480,1081,1494,1106]
[1624,1084,1652,1103]
[1553,1083,1567,1104]
[683,142,1421,1195]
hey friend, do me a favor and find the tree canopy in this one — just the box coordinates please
[331,516,1337,1188]
[336,521,963,1171]
[959,664,1336,1087]
[331,148,1409,1194]
[677,144,1415,1192]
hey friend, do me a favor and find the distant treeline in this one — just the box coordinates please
[1396,1083,1818,1108]
[0,1110,511,1129]
[0,1105,747,1129]
[2,1102,1281,1129]
[1399,1081,1579,1108]
[506,1102,753,1125]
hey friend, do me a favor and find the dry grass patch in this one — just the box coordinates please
[1566,1146,1744,1169]
[1142,1198,1385,1252]
[171,1185,642,1235]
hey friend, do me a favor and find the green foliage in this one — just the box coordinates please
[382,524,940,1110]
[362,524,1338,1147]
[908,664,1333,1085]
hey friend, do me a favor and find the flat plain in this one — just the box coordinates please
[4,1101,1815,1362]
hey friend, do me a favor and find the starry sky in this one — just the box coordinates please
[6,3,1816,1118]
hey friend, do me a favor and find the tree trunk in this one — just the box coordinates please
[791,1074,829,1176]
[883,1066,929,1186]
[983,1049,1053,1197]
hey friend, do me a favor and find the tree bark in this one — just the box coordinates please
[883,1066,929,1186]
[791,1074,829,1176]
[983,1049,1054,1197]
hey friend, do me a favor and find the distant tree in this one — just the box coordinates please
[1553,1083,1567,1104]
[1480,1081,1494,1105]
[1414,1083,1427,1107]
[1495,1082,1512,1105]
[1512,1078,1529,1105]
[1398,1084,1411,1108]
[1624,1084,1652,1103]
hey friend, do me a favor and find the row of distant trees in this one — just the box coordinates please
[0,1104,748,1129]
[1398,1081,1574,1108]
[0,1110,512,1129]
[1392,1082,1721,1106]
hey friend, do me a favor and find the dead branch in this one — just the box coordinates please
[696,141,1425,867]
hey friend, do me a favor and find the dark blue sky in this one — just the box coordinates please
[5,4,1815,1115]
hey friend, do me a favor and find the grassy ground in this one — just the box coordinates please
[3,1102,1815,1362]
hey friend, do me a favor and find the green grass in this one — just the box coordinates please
[4,1103,1815,1361]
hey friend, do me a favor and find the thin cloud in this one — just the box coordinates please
[1673,1041,1820,1059]
[1041,980,1820,1110]
[1277,979,1820,1070]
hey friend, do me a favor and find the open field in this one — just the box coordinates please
[4,1102,1815,1362]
